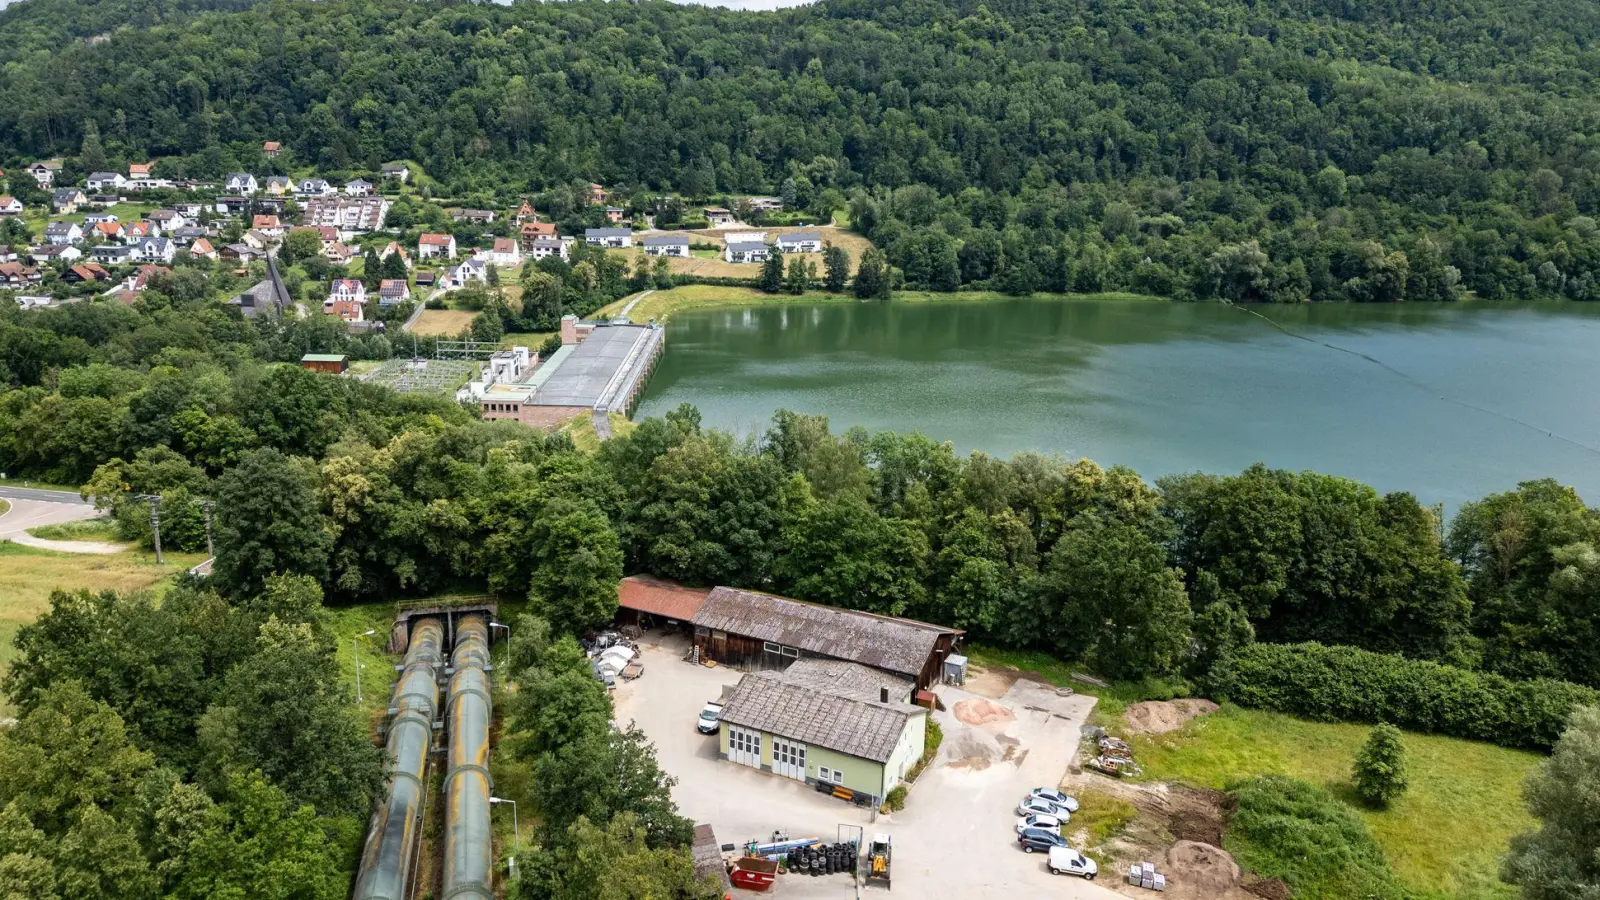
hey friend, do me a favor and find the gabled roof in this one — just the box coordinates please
[88,171,121,181]
[491,237,516,253]
[419,233,454,246]
[777,658,913,704]
[642,234,689,246]
[726,241,768,253]
[779,231,823,243]
[585,227,632,238]
[190,238,215,254]
[617,576,710,621]
[719,670,922,764]
[692,586,959,679]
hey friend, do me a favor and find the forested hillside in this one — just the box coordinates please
[5,0,1600,300]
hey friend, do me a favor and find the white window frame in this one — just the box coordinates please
[818,766,831,782]
[831,769,844,784]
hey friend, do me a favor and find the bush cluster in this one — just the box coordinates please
[1210,642,1599,750]
[1226,776,1407,900]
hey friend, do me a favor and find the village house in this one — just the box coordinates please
[704,207,736,227]
[525,237,568,262]
[380,163,409,183]
[777,231,823,254]
[324,278,367,322]
[344,178,373,197]
[27,160,63,187]
[173,202,204,219]
[252,215,286,239]
[170,226,207,245]
[127,162,152,179]
[0,262,43,287]
[451,208,496,225]
[642,235,690,258]
[31,245,82,264]
[147,209,187,231]
[514,200,537,223]
[188,237,217,260]
[481,237,521,268]
[225,173,259,195]
[747,196,784,212]
[44,222,83,245]
[86,172,126,192]
[262,141,282,158]
[378,279,411,306]
[84,212,118,225]
[589,182,608,205]
[221,244,263,263]
[584,227,633,248]
[88,244,133,264]
[324,243,354,266]
[91,221,124,242]
[214,196,251,217]
[51,189,86,214]
[126,220,160,239]
[723,238,770,264]
[379,241,411,269]
[129,236,176,264]
[438,257,488,291]
[297,178,335,197]
[0,246,17,264]
[604,205,626,224]
[0,196,21,216]
[417,233,457,260]
[519,221,557,250]
[64,263,111,283]
[294,225,341,253]
[264,175,294,197]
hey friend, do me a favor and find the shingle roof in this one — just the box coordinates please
[777,658,913,704]
[725,241,768,253]
[586,227,632,238]
[692,586,957,679]
[719,670,921,763]
[617,576,710,621]
[642,235,689,246]
[779,231,822,243]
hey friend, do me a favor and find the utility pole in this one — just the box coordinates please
[134,493,163,563]
[490,797,518,881]
[354,629,376,705]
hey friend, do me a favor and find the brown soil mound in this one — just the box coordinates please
[1169,810,1225,846]
[1122,699,1220,736]
[1166,841,1241,895]
[953,698,1015,731]
[1242,874,1291,900]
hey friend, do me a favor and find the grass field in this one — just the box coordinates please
[0,541,204,714]
[597,284,1167,324]
[606,224,875,281]
[1130,705,1536,900]
[559,412,637,453]
[26,519,121,542]
[408,308,478,335]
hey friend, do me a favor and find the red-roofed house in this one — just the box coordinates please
[518,221,556,251]
[615,575,712,629]
[418,233,456,260]
[323,278,366,322]
[189,237,217,260]
[262,141,282,158]
[483,237,520,267]
[128,162,152,178]
[92,221,123,241]
[252,215,285,238]
[0,196,21,216]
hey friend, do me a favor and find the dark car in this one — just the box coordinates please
[1017,827,1068,854]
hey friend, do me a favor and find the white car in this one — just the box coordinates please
[696,702,723,734]
[1017,796,1072,821]
[1047,846,1098,879]
[1027,787,1081,814]
[1015,813,1062,835]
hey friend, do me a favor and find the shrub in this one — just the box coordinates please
[883,785,907,812]
[1226,776,1407,900]
[1352,723,1409,807]
[905,718,943,784]
[1208,641,1598,750]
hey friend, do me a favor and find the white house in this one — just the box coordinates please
[324,278,367,322]
[344,179,374,196]
[777,231,823,254]
[724,239,770,264]
[418,233,457,260]
[642,235,690,258]
[27,160,62,187]
[86,172,126,192]
[439,258,489,291]
[526,237,569,261]
[129,237,176,264]
[378,279,411,306]
[44,222,83,245]
[297,178,335,197]
[380,163,409,183]
[704,207,735,227]
[584,227,633,248]
[480,237,521,268]
[225,173,259,195]
[51,189,86,213]
[0,196,22,216]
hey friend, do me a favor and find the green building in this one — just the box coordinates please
[717,658,928,803]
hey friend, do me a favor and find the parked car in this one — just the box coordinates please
[1017,827,1068,854]
[1047,846,1098,879]
[1014,813,1062,835]
[1026,787,1081,814]
[1017,797,1072,821]
[697,701,723,734]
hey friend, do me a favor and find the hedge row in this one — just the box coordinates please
[1210,642,1599,750]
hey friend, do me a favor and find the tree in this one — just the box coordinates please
[212,448,333,597]
[1504,705,1600,899]
[783,254,813,294]
[854,247,890,299]
[78,122,108,174]
[516,813,712,900]
[281,228,321,265]
[524,498,624,634]
[822,243,850,292]
[758,251,784,293]
[1351,723,1408,807]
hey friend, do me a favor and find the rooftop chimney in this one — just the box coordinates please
[880,687,890,704]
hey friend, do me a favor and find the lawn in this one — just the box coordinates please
[1128,705,1537,900]
[596,285,1168,325]
[409,308,478,335]
[0,541,205,714]
[559,412,636,453]
[26,518,121,542]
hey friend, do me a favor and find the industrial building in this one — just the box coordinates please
[468,316,665,430]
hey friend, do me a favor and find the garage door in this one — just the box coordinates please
[772,739,807,781]
[728,726,762,769]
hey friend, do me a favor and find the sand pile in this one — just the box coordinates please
[953,698,1016,732]
[1163,841,1246,899]
[943,726,1003,770]
[1122,699,1219,736]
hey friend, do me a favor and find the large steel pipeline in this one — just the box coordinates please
[353,617,444,900]
[441,613,494,900]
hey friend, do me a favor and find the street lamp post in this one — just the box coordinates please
[490,621,511,673]
[354,629,376,705]
[490,797,518,880]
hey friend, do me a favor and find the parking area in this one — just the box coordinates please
[611,633,1126,899]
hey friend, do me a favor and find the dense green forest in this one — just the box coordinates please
[7,0,1600,300]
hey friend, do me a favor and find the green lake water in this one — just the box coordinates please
[634,298,1600,507]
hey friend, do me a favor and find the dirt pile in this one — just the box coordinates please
[1166,841,1241,895]
[953,698,1016,732]
[1121,699,1219,736]
[943,727,1002,770]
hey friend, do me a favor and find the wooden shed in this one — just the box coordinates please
[300,353,348,374]
[614,575,711,631]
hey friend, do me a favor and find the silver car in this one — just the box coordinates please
[1014,813,1062,835]
[1026,787,1081,814]
[1017,796,1072,821]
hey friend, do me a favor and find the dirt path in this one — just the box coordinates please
[0,492,129,554]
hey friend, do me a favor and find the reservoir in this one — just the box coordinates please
[635,298,1600,507]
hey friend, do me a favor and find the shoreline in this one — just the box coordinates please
[596,284,1165,324]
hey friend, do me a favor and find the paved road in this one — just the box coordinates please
[0,487,126,554]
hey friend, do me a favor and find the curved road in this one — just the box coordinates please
[0,486,126,554]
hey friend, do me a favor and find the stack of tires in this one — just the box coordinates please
[784,843,859,877]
